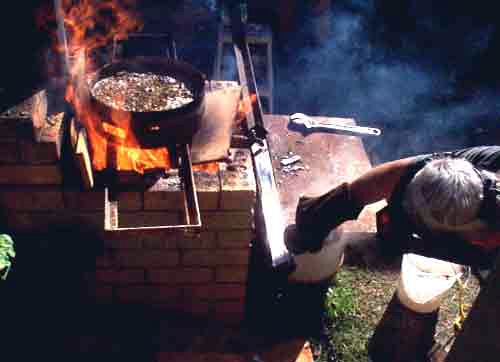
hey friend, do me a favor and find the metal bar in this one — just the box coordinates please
[179,144,201,226]
[53,0,71,77]
[227,2,293,272]
[252,141,293,269]
[228,4,266,139]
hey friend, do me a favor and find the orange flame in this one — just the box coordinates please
[192,162,219,173]
[37,1,180,174]
[235,93,258,125]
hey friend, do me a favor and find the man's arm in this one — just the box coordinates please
[349,156,420,207]
[294,156,420,252]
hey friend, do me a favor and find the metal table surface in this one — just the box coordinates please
[264,114,384,233]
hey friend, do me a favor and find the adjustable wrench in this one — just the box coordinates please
[289,113,381,136]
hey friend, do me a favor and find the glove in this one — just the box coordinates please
[295,182,363,252]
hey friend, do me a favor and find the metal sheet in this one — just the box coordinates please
[263,114,379,233]
[190,86,241,164]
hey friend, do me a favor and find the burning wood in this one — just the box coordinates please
[91,72,194,112]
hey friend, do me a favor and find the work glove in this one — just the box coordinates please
[295,182,363,253]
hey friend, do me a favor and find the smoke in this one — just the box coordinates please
[276,3,500,161]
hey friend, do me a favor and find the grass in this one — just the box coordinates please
[310,264,481,362]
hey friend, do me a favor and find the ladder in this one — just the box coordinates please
[213,22,274,114]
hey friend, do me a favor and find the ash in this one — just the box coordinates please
[91,72,194,112]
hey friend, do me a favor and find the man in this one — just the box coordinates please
[294,145,500,361]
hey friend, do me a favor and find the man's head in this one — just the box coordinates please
[402,158,488,234]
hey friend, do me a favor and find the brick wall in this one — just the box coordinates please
[0,97,256,325]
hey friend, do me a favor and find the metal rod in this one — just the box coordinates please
[228,3,266,138]
[53,0,71,77]
[227,2,293,272]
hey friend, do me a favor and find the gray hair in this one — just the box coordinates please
[403,158,486,233]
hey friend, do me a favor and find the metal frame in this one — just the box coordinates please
[104,144,201,231]
[112,33,178,62]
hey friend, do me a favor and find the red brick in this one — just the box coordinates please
[96,254,115,268]
[220,190,256,211]
[201,211,253,230]
[214,300,246,324]
[177,234,217,249]
[0,140,19,163]
[137,229,187,248]
[148,268,214,284]
[176,299,212,316]
[220,148,256,210]
[144,190,183,210]
[95,269,144,284]
[103,237,142,249]
[4,211,104,231]
[217,230,253,248]
[64,191,142,211]
[215,267,248,283]
[161,231,217,249]
[19,140,59,164]
[4,213,31,231]
[64,190,104,210]
[197,190,219,210]
[77,212,105,229]
[100,229,149,245]
[194,171,220,210]
[100,229,214,249]
[141,230,216,249]
[0,165,62,184]
[142,238,166,249]
[0,117,31,139]
[115,285,181,303]
[183,250,250,267]
[118,211,181,228]
[182,284,246,300]
[148,299,187,312]
[0,189,64,210]
[116,250,180,267]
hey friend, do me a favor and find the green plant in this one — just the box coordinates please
[325,284,357,320]
[0,234,15,280]
[312,271,371,362]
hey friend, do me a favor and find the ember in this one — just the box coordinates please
[91,72,194,112]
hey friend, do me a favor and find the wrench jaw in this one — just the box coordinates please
[288,114,313,134]
[289,113,312,128]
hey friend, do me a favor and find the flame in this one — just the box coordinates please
[192,162,219,173]
[38,1,177,174]
[235,93,258,125]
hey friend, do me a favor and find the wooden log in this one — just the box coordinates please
[445,255,500,362]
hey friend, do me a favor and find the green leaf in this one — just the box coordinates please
[0,234,15,280]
